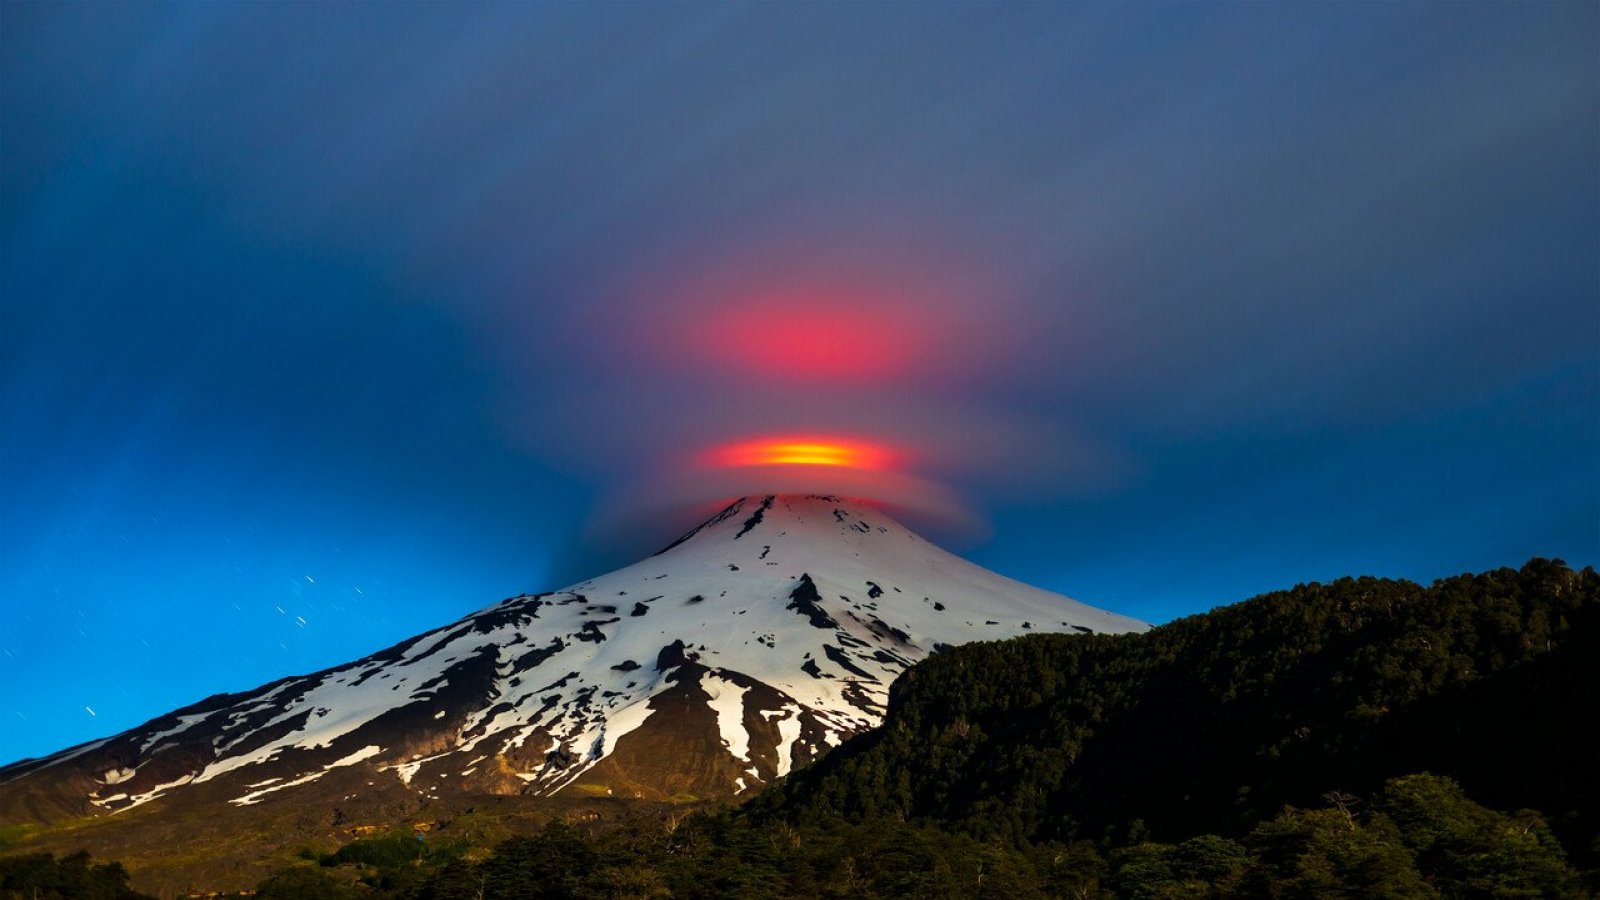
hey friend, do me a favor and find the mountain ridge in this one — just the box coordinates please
[0,494,1143,825]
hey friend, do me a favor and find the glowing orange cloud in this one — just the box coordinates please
[586,454,991,558]
[706,437,898,471]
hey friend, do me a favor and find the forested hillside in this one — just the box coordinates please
[761,559,1598,866]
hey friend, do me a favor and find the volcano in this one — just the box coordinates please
[1,495,1144,825]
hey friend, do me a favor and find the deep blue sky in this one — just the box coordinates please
[3,4,1596,764]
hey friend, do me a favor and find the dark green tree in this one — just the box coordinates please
[253,864,359,900]
[1245,807,1433,898]
[0,850,153,900]
[1375,773,1582,898]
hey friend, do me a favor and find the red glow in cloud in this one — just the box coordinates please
[597,241,1024,389]
[698,297,930,382]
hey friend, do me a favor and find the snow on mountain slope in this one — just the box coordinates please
[0,495,1145,818]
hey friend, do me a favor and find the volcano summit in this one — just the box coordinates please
[1,495,1144,825]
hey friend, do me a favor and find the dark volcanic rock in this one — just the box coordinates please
[786,574,838,629]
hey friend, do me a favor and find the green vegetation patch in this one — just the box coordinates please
[0,850,155,900]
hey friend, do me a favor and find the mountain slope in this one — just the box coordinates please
[0,495,1144,824]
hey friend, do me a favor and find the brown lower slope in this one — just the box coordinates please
[3,785,707,897]
[2,776,716,898]
[0,690,756,898]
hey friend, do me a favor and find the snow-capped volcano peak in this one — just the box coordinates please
[0,495,1145,818]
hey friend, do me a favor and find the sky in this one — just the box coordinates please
[2,3,1596,765]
